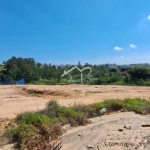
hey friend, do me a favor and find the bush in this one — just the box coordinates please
[17,123,40,149]
[39,100,90,126]
[19,113,53,127]
[27,90,35,95]
[75,113,90,125]
[57,107,89,126]
[33,78,56,85]
[3,126,19,143]
[71,103,94,117]
[87,98,150,116]
[5,112,63,149]
[58,107,79,118]
[136,79,144,85]
[91,102,105,115]
[103,99,123,112]
[123,98,150,114]
[40,100,60,118]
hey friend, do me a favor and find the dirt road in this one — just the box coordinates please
[0,85,150,118]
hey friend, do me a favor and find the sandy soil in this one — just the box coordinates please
[62,112,150,150]
[0,85,150,118]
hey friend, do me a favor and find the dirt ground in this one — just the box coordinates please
[62,112,150,150]
[1,85,150,150]
[0,84,150,118]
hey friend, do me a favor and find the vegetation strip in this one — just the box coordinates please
[1,57,150,85]
[1,98,150,149]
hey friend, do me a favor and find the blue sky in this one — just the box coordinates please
[0,0,150,65]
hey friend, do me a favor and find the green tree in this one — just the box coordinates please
[128,66,150,83]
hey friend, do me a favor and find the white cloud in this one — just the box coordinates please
[129,44,137,49]
[147,15,150,20]
[114,46,123,51]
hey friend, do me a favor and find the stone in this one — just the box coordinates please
[124,142,129,147]
[87,144,94,148]
[118,128,123,132]
[62,124,71,131]
[109,142,115,146]
[124,125,131,130]
[91,127,94,130]
[142,124,150,127]
[135,145,139,149]
[100,108,106,115]
[78,133,83,136]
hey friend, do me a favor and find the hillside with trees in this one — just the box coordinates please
[0,57,150,86]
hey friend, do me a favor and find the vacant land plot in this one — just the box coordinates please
[0,85,150,118]
[1,85,150,150]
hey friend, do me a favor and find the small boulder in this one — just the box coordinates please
[124,125,131,130]
[78,133,83,137]
[87,145,94,148]
[118,128,123,132]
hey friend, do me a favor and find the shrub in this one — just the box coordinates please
[3,126,19,143]
[123,98,150,114]
[27,90,35,95]
[40,100,90,126]
[88,98,150,116]
[58,107,79,118]
[136,79,144,85]
[16,112,53,125]
[91,102,105,115]
[4,112,63,149]
[103,99,123,112]
[57,107,89,126]
[17,123,40,149]
[40,100,60,118]
[75,113,91,125]
[33,78,56,85]
[71,103,94,117]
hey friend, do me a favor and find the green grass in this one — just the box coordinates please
[123,98,150,114]
[26,90,36,95]
[18,113,53,126]
[32,79,57,85]
[5,112,62,150]
[39,100,90,126]
[71,98,150,117]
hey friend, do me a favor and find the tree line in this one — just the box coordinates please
[0,57,150,86]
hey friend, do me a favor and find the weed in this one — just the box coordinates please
[123,98,150,114]
[27,90,36,95]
